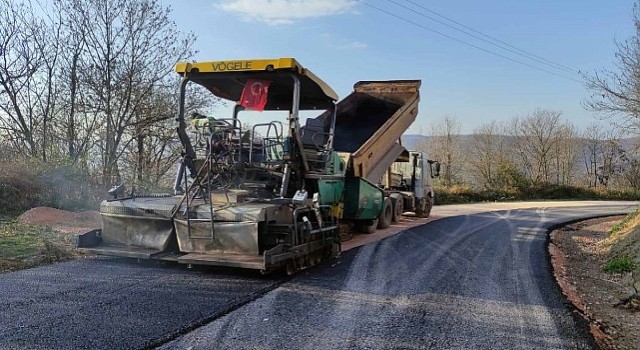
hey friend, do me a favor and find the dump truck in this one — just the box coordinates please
[78,57,437,273]
[319,81,440,233]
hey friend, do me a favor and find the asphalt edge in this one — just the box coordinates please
[141,274,292,350]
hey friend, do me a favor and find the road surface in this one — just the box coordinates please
[0,201,635,349]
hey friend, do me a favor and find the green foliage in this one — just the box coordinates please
[611,209,640,234]
[434,183,640,205]
[603,256,637,274]
[433,183,514,204]
[0,221,76,272]
[492,161,530,190]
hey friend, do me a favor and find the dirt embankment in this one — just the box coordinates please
[550,216,640,350]
[0,207,100,273]
[17,206,101,234]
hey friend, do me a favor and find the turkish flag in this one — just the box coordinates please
[240,79,270,111]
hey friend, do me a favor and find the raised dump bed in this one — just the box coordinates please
[324,80,420,182]
[304,80,421,227]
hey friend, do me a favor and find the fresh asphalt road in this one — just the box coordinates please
[160,204,635,350]
[0,202,636,350]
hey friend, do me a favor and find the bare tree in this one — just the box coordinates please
[581,124,602,187]
[0,0,231,201]
[51,0,96,164]
[115,81,216,189]
[428,115,464,186]
[509,109,564,184]
[468,120,531,190]
[552,122,579,185]
[585,2,640,132]
[469,121,500,188]
[622,157,640,191]
[61,0,196,184]
[581,125,627,188]
[0,0,49,157]
[599,132,627,187]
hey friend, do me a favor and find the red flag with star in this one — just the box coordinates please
[239,79,270,111]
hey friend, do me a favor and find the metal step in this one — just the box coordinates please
[81,245,164,259]
[153,252,184,262]
[177,252,265,270]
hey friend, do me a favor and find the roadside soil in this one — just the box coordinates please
[550,216,640,350]
[17,206,101,234]
[0,207,100,273]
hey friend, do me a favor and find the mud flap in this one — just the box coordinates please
[77,229,102,248]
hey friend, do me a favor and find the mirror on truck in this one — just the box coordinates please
[428,160,440,178]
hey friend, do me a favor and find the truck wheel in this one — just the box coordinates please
[356,219,378,234]
[378,198,393,229]
[415,196,434,218]
[364,219,378,234]
[392,197,404,223]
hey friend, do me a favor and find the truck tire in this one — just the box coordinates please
[356,219,378,234]
[378,197,393,229]
[415,196,434,218]
[392,197,404,223]
[364,219,378,234]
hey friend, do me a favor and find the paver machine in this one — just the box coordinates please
[78,57,434,273]
[79,58,343,274]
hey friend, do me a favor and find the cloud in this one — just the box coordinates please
[318,33,367,50]
[216,0,358,25]
[338,41,367,49]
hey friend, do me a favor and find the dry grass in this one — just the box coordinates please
[0,220,82,273]
[599,210,640,295]
[434,183,639,205]
[601,211,640,261]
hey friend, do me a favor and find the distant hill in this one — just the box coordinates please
[401,134,428,150]
[401,134,475,150]
[402,134,639,152]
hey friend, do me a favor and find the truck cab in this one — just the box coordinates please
[386,150,440,219]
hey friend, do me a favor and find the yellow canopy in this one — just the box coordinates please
[175,58,338,110]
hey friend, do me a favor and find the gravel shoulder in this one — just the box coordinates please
[550,217,640,350]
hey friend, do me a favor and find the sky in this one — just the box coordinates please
[162,0,636,134]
